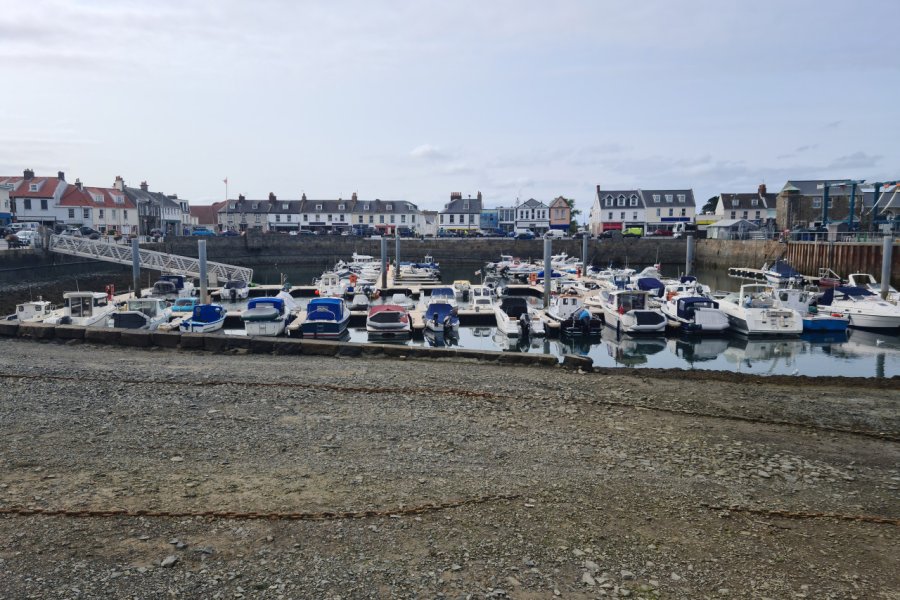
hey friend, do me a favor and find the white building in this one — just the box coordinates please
[514,198,550,234]
[439,192,482,232]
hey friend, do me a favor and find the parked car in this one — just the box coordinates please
[515,231,536,240]
[598,230,622,239]
[13,230,35,245]
[650,228,673,237]
[191,227,216,236]
[149,228,165,238]
[622,227,643,238]
[220,230,240,237]
[544,229,567,239]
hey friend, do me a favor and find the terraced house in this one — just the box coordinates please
[713,184,777,227]
[589,186,696,234]
[0,170,68,227]
[439,192,482,233]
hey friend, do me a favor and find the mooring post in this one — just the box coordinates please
[395,233,401,271]
[198,239,208,304]
[381,237,388,289]
[131,237,141,298]
[881,235,893,300]
[544,237,552,306]
[685,234,695,277]
[582,232,589,274]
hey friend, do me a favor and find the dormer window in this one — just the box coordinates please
[732,199,739,207]
[282,203,288,210]
[252,202,259,209]
[665,194,673,202]
[751,198,758,207]
[228,202,235,210]
[91,193,104,204]
[115,195,124,204]
[677,194,685,202]
[653,195,660,202]
[463,202,468,210]
[364,203,370,210]
[316,204,323,211]
[29,183,38,192]
[386,204,393,211]
[629,197,637,207]
[338,203,345,211]
[617,195,625,207]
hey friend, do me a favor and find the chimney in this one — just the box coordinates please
[477,191,482,201]
[238,194,246,201]
[301,193,307,201]
[57,171,65,181]
[112,176,125,191]
[23,168,34,180]
[351,192,358,201]
[450,192,462,200]
[139,180,148,192]
[268,192,276,201]
[758,184,767,197]
[75,178,83,191]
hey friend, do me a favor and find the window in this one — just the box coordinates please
[732,199,739,207]
[632,212,637,220]
[469,214,475,223]
[303,214,308,222]
[812,198,822,209]
[440,215,445,224]
[617,195,625,206]
[755,211,761,219]
[411,214,416,223]
[29,183,38,192]
[328,214,332,221]
[364,203,370,210]
[229,202,235,210]
[656,208,661,217]
[83,209,89,219]
[40,199,48,210]
[114,195,124,204]
[24,199,31,210]
[287,215,291,222]
[605,195,613,207]
[68,208,75,219]
[665,194,673,202]
[358,215,363,223]
[653,195,660,203]
[99,209,104,219]
[401,215,406,223]
[449,215,455,224]
[681,208,686,216]
[677,194,686,203]
[390,215,395,224]
[668,208,673,216]
[751,198,758,207]
[282,203,288,210]
[630,197,637,206]
[275,215,281,222]
[620,212,625,219]
[368,215,374,224]
[252,202,259,209]
[730,211,736,219]
[379,215,384,224]
[742,211,748,219]
[608,212,613,220]
[338,203,345,210]
[315,204,322,211]
[255,214,261,223]
[337,214,344,222]
[386,204,393,211]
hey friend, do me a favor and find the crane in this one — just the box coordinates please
[816,179,865,228]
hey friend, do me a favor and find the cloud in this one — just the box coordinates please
[409,144,449,161]
[828,151,881,170]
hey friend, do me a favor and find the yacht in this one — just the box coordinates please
[494,296,545,337]
[149,275,194,301]
[847,273,899,304]
[660,294,729,334]
[772,287,849,332]
[588,288,666,333]
[816,286,900,331]
[716,284,803,335]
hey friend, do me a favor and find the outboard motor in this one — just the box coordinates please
[230,288,237,302]
[518,312,531,338]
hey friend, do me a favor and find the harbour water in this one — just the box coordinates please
[215,263,900,378]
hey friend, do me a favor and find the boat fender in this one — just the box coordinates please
[666,291,676,301]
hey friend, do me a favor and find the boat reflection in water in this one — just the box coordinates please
[492,330,543,352]
[424,328,459,348]
[598,328,667,367]
[668,337,730,365]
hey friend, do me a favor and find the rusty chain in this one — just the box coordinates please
[0,493,520,521]
[700,503,900,526]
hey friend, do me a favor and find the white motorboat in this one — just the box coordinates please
[315,272,345,298]
[180,304,227,333]
[44,291,116,327]
[220,279,250,303]
[659,294,729,334]
[388,292,416,310]
[771,287,849,332]
[427,286,458,308]
[847,273,899,304]
[546,292,604,336]
[716,284,803,335]
[494,296,545,337]
[348,292,370,311]
[366,304,411,341]
[816,286,900,331]
[588,288,666,333]
[241,297,289,336]
[149,274,195,301]
[109,297,171,330]
[453,280,472,302]
[5,298,55,322]
[470,286,495,313]
[424,302,459,334]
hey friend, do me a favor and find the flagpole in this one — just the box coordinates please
[224,177,229,232]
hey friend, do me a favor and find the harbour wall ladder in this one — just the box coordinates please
[47,234,253,284]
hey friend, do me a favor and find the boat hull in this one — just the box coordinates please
[244,319,287,337]
[802,315,849,332]
[301,317,350,338]
[180,318,225,333]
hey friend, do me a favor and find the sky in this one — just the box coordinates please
[1,0,898,218]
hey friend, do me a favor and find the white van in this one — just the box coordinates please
[544,229,567,239]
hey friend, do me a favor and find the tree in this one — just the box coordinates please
[560,197,581,232]
[701,195,719,215]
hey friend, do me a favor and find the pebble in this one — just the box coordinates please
[160,555,179,568]
[582,572,596,586]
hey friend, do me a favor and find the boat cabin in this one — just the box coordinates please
[498,296,530,318]
[64,292,109,318]
[675,297,720,321]
[602,289,649,312]
[171,297,199,313]
[550,293,585,320]
[14,299,54,321]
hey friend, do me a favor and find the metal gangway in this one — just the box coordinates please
[48,234,253,284]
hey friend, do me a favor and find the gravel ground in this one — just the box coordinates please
[0,337,898,599]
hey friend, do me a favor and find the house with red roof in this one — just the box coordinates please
[1,169,69,226]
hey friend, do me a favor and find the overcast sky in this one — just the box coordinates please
[2,0,898,216]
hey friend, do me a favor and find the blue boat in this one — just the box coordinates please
[180,304,227,333]
[302,297,350,338]
[424,302,459,334]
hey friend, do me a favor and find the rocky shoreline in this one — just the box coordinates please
[0,337,897,599]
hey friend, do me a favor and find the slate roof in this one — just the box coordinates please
[596,188,641,205]
[638,189,695,208]
[781,180,853,196]
[719,192,777,211]
[517,198,548,210]
[708,219,759,229]
[442,196,482,214]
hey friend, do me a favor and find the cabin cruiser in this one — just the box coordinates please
[241,297,290,336]
[427,286,458,308]
[470,286,495,313]
[315,272,345,298]
[772,287,849,332]
[149,274,194,300]
[587,288,666,333]
[180,304,227,333]
[366,304,411,341]
[494,296,545,337]
[5,298,55,322]
[44,291,116,327]
[301,297,350,338]
[660,294,729,333]
[545,292,603,336]
[716,284,803,335]
[763,259,805,287]
[220,279,250,303]
[453,280,471,302]
[387,292,416,311]
[109,297,171,330]
[816,286,900,331]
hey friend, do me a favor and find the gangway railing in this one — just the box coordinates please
[48,235,253,284]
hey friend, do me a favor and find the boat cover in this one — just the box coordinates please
[680,276,697,284]
[159,275,187,289]
[191,304,225,323]
[676,297,719,320]
[769,260,801,279]
[307,298,345,321]
[368,305,408,325]
[243,298,284,321]
[636,277,665,297]
[819,286,874,306]
[425,302,456,323]
[224,280,247,290]
[499,297,529,318]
